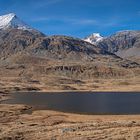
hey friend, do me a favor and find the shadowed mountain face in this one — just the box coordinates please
[27,35,106,61]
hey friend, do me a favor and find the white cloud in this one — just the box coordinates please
[30,17,49,22]
[69,19,98,25]
[30,16,98,25]
[32,0,64,9]
[30,15,123,28]
[68,18,120,27]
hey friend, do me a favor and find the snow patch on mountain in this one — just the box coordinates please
[0,13,32,30]
[84,33,103,45]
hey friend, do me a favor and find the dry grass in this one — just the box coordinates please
[0,76,140,92]
[1,104,140,140]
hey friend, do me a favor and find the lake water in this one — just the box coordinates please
[2,92,140,115]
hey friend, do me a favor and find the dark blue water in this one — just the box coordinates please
[2,92,140,115]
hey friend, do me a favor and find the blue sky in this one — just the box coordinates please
[0,0,140,38]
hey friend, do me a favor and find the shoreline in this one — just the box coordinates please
[10,90,140,93]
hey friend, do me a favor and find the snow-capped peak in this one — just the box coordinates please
[84,33,103,45]
[0,13,32,30]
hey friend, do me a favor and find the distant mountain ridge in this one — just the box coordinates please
[84,30,140,62]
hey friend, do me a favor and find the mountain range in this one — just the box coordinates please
[0,13,139,92]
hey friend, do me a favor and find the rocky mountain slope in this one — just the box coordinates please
[0,28,110,62]
[0,29,45,59]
